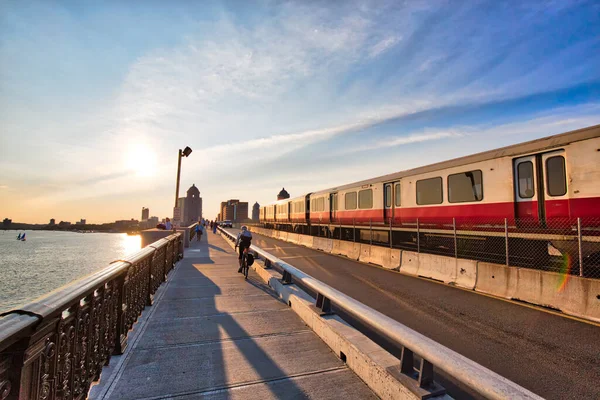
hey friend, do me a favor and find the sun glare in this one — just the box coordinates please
[125,145,158,177]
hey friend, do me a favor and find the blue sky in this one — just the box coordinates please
[1,0,599,223]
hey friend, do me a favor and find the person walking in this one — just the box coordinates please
[195,222,203,241]
[212,221,217,234]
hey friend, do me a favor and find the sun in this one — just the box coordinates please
[125,145,158,177]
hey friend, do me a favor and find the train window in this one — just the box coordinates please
[318,197,325,211]
[416,177,443,205]
[448,170,483,203]
[359,189,373,209]
[385,185,392,208]
[546,156,567,197]
[345,192,357,210]
[517,162,534,198]
[395,184,401,207]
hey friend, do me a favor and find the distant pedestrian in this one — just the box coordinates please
[210,221,213,230]
[212,222,217,234]
[165,218,172,230]
[195,223,203,241]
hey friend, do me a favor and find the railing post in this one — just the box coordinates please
[370,218,373,245]
[505,218,509,266]
[453,218,457,258]
[578,217,583,277]
[417,218,420,253]
[114,273,128,354]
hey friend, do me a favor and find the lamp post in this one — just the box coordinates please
[174,146,193,209]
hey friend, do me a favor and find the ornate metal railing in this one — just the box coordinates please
[0,232,183,400]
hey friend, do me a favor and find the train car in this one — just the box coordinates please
[262,124,600,231]
[310,124,600,230]
[308,190,332,224]
[275,199,290,223]
[264,204,276,223]
[289,194,310,223]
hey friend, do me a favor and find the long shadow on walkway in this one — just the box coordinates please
[102,233,374,399]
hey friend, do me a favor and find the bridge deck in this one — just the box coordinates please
[89,232,376,400]
[228,228,600,400]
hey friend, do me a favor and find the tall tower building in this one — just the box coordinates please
[141,207,149,220]
[183,184,202,223]
[277,188,290,200]
[252,202,260,221]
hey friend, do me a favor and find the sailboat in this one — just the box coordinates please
[16,233,22,240]
[20,232,26,241]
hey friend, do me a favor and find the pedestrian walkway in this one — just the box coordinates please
[90,230,377,399]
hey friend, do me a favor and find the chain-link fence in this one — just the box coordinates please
[259,216,600,279]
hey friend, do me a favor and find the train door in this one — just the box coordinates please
[514,155,542,226]
[541,151,569,225]
[330,193,338,222]
[384,183,394,221]
[514,151,568,227]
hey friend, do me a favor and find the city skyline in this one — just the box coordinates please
[1,1,599,223]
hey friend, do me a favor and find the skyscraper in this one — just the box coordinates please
[252,202,260,221]
[220,199,248,222]
[141,207,149,220]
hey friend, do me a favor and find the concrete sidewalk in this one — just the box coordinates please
[90,230,377,399]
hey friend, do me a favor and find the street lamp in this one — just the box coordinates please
[175,146,192,208]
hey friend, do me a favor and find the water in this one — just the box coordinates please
[0,230,141,313]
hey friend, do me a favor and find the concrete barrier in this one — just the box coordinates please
[475,262,600,322]
[299,234,314,248]
[313,237,333,252]
[417,253,458,285]
[368,247,402,271]
[279,231,289,241]
[287,233,299,244]
[330,240,342,255]
[338,241,361,260]
[358,244,371,264]
[455,259,478,290]
[399,251,420,277]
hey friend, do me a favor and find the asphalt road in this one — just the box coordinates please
[227,228,600,400]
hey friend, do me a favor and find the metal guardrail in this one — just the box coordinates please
[219,227,542,400]
[0,233,183,400]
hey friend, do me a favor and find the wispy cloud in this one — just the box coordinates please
[369,35,402,58]
[1,1,599,222]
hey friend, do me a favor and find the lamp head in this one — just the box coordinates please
[182,146,192,157]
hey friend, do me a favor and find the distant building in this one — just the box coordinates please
[182,184,202,224]
[2,218,12,229]
[114,219,139,230]
[75,219,86,225]
[141,207,149,221]
[49,219,56,225]
[252,202,260,221]
[177,197,186,223]
[140,216,159,229]
[58,221,72,227]
[277,188,290,200]
[220,199,248,222]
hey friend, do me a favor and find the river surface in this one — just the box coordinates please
[0,230,141,313]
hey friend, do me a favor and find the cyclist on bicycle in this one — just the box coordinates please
[235,226,253,273]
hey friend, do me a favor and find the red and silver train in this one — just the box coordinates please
[260,124,600,265]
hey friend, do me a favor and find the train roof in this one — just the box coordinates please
[308,123,600,195]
